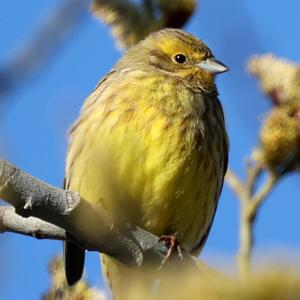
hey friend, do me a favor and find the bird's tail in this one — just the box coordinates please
[64,241,85,286]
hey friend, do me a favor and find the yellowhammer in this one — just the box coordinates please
[64,28,229,298]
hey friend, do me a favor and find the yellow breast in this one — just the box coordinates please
[66,70,226,252]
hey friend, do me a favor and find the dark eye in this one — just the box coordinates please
[174,54,187,64]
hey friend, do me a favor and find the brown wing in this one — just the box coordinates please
[191,151,228,255]
[63,71,116,286]
[191,96,229,255]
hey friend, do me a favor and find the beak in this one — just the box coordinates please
[198,58,228,74]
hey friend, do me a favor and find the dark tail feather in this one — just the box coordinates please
[64,241,85,286]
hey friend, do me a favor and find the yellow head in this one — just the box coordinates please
[117,28,228,92]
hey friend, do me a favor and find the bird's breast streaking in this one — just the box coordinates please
[66,68,227,252]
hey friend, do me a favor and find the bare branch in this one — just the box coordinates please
[233,157,281,279]
[236,207,252,279]
[249,173,279,219]
[0,159,198,270]
[0,206,66,240]
[246,161,263,196]
[225,168,247,203]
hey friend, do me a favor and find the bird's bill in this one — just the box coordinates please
[198,58,228,74]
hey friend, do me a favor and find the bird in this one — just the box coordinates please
[64,28,229,298]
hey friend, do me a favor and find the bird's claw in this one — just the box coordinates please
[159,235,183,265]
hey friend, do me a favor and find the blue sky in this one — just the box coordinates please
[1,1,300,299]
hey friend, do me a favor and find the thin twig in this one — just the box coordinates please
[228,159,281,280]
[0,206,66,240]
[249,173,279,219]
[225,168,247,203]
[246,162,263,197]
[237,204,252,279]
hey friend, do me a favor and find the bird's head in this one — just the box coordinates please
[119,29,228,92]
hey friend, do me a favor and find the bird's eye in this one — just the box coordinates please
[174,54,187,64]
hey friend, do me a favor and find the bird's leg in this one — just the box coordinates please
[159,234,183,265]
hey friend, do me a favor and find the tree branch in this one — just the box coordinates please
[0,206,66,240]
[226,158,281,279]
[225,168,247,203]
[0,159,198,270]
[249,172,279,219]
[246,161,263,197]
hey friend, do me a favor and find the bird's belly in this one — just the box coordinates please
[136,145,218,252]
[67,106,219,252]
[106,118,218,251]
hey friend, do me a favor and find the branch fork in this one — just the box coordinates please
[0,159,201,273]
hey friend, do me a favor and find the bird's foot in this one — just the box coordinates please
[159,235,183,265]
